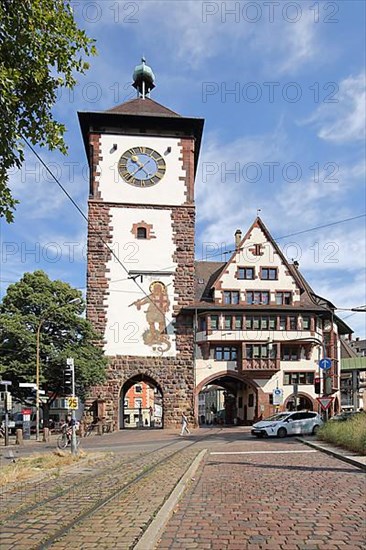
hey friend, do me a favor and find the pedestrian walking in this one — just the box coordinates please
[180,412,190,436]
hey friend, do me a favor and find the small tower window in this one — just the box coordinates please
[137,227,147,239]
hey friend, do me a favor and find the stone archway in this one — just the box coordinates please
[195,371,266,425]
[119,374,163,429]
[284,392,317,412]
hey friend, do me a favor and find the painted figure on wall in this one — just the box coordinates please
[131,281,171,352]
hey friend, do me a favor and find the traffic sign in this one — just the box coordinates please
[319,358,332,370]
[39,396,49,403]
[273,388,284,405]
[0,380,12,386]
[67,396,79,410]
[316,396,334,410]
[19,383,37,389]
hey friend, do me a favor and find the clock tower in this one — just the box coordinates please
[78,59,204,428]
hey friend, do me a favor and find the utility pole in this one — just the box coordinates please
[66,358,78,455]
[35,320,43,442]
[352,370,359,411]
[293,383,298,411]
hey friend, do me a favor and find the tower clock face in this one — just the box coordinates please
[118,146,166,187]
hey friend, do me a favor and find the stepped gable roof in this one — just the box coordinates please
[106,97,181,117]
[341,339,359,359]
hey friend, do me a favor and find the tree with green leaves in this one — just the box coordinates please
[0,0,96,222]
[0,270,107,425]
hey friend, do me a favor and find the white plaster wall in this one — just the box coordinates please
[195,359,238,386]
[97,135,186,205]
[104,207,177,357]
[214,225,299,301]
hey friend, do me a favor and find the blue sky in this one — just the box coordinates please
[1,0,365,336]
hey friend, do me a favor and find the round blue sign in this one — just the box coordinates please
[319,358,332,370]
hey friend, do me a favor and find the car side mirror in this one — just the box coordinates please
[286,418,292,422]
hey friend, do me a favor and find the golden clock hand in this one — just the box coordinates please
[130,158,153,178]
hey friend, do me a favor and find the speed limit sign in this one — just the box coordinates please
[67,397,79,410]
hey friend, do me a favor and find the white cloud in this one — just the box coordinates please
[8,148,87,222]
[305,72,366,143]
[103,0,323,75]
[312,271,366,337]
[253,5,319,75]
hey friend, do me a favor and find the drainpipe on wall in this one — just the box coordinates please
[193,307,198,426]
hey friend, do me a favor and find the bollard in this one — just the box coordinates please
[79,423,85,438]
[97,424,103,436]
[43,428,50,442]
[16,429,24,445]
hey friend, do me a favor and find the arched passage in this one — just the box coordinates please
[119,374,163,429]
[284,392,316,412]
[195,371,262,426]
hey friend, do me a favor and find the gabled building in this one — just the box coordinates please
[188,217,352,422]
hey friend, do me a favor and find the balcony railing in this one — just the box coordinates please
[242,358,280,371]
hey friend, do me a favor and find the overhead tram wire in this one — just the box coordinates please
[199,214,366,261]
[9,141,366,318]
[23,139,174,326]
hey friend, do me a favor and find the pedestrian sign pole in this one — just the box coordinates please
[66,358,77,455]
[319,357,332,421]
[1,381,12,446]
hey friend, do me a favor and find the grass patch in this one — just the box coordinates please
[318,412,366,454]
[0,450,87,487]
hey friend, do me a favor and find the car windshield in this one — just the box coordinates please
[264,413,290,422]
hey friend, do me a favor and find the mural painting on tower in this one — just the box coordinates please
[80,58,204,428]
[130,281,171,353]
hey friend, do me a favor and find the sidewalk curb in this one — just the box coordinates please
[297,438,366,472]
[134,449,207,550]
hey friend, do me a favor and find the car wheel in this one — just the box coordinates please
[312,425,320,435]
[277,427,287,438]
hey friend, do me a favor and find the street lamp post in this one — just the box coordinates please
[35,297,81,441]
[35,319,44,442]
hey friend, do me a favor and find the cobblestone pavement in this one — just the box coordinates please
[0,441,199,550]
[0,452,135,519]
[49,447,199,550]
[157,438,366,550]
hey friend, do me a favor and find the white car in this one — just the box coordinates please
[251,411,323,438]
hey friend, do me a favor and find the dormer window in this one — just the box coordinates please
[137,226,147,239]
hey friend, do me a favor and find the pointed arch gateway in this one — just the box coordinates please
[119,374,164,429]
[195,371,265,425]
